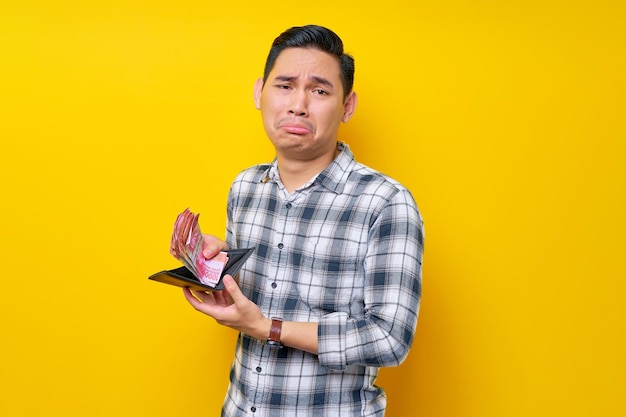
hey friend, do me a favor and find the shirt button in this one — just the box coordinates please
[271,282,277,289]
[286,203,292,209]
[278,243,284,249]
[251,406,257,412]
[256,366,262,373]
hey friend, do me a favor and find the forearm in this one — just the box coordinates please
[281,321,318,354]
[318,306,418,370]
[246,317,319,355]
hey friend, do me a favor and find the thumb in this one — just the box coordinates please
[202,243,219,259]
[222,275,246,303]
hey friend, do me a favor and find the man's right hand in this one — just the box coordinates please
[202,234,229,259]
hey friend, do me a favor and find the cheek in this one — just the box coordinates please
[260,111,274,132]
[261,98,286,119]
[317,107,345,129]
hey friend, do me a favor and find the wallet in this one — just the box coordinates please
[149,247,255,291]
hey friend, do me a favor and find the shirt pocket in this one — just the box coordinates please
[295,237,365,315]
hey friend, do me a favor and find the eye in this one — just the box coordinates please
[313,88,328,95]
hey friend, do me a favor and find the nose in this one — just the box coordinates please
[288,90,308,116]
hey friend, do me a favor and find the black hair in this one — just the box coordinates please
[263,25,355,99]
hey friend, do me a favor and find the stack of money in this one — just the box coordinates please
[170,208,229,287]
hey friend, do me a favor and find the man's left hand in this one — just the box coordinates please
[183,275,271,341]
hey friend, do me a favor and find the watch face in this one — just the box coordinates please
[266,340,283,348]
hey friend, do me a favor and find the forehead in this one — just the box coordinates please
[270,47,342,80]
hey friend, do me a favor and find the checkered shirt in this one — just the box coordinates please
[222,142,424,417]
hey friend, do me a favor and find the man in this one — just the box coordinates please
[183,25,424,416]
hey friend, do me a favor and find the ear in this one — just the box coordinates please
[342,91,358,123]
[253,78,264,109]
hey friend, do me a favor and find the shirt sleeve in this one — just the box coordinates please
[317,188,424,370]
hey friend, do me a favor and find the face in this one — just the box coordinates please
[254,47,357,163]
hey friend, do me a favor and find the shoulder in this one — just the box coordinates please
[227,164,272,205]
[335,160,423,228]
[232,164,271,184]
[346,161,416,204]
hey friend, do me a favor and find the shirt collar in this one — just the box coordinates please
[314,142,353,194]
[257,142,354,195]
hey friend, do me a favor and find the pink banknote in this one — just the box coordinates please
[170,208,228,287]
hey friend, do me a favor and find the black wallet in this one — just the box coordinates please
[149,247,255,291]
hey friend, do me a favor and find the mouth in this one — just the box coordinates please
[282,125,310,135]
[278,119,313,135]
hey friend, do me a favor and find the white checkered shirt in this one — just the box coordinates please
[222,142,424,417]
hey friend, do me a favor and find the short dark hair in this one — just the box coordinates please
[263,25,355,99]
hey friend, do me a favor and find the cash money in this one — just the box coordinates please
[170,208,229,287]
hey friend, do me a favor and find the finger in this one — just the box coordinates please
[183,287,203,308]
[221,275,246,305]
[212,289,231,306]
[183,288,219,315]
[211,290,225,305]
[190,289,214,304]
[202,234,228,259]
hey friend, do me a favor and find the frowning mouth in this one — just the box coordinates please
[278,119,313,135]
[282,125,310,134]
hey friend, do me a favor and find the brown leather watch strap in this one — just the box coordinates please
[267,317,283,347]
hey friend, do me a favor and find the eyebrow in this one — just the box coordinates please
[274,75,335,89]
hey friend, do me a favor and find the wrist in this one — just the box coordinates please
[266,317,283,348]
[256,317,272,341]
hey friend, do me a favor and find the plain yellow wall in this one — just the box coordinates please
[1,1,624,416]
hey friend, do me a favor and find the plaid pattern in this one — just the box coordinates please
[222,143,424,417]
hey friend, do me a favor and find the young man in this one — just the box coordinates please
[183,25,424,416]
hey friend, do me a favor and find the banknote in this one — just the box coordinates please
[170,208,228,286]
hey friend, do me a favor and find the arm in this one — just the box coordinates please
[188,189,423,362]
[318,189,424,370]
[188,233,320,353]
[183,275,319,354]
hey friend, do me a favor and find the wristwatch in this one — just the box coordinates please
[266,317,283,348]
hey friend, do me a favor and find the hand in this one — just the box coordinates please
[201,234,229,259]
[183,275,271,341]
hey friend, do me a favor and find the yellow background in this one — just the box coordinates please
[1,1,624,416]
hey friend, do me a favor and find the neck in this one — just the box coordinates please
[276,150,337,193]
